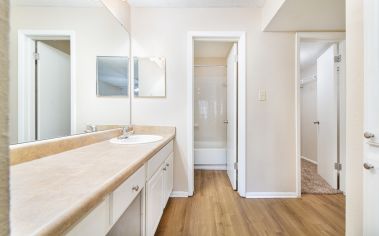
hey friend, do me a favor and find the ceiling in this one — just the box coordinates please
[300,40,333,70]
[11,0,102,7]
[127,0,265,8]
[194,41,234,58]
[264,0,345,32]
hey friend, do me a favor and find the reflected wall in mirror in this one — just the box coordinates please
[97,56,129,97]
[134,57,166,97]
[9,0,131,144]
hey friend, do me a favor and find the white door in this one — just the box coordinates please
[363,1,379,234]
[226,43,238,190]
[36,41,71,140]
[316,44,338,189]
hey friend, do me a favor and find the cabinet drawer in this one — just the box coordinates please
[66,197,110,236]
[111,165,145,225]
[147,141,173,180]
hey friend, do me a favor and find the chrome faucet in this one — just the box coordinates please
[118,125,134,139]
[85,124,97,133]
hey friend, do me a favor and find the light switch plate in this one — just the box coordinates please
[258,89,267,101]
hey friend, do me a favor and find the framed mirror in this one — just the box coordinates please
[134,57,166,98]
[97,56,129,97]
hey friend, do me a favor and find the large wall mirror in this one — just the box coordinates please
[9,0,131,144]
[133,57,166,97]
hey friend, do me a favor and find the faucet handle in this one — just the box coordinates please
[123,125,131,133]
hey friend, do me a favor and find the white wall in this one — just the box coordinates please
[262,0,286,30]
[263,0,345,32]
[101,0,131,32]
[346,0,364,234]
[9,6,131,144]
[300,64,317,163]
[0,0,9,234]
[131,7,296,193]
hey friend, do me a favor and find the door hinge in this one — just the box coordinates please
[234,162,238,170]
[34,52,40,61]
[334,162,342,171]
[334,55,341,63]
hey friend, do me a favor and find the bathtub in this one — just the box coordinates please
[194,141,226,170]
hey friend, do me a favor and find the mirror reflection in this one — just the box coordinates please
[134,57,166,97]
[9,0,131,144]
[97,56,129,97]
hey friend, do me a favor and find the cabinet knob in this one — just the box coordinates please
[166,163,170,167]
[163,167,167,171]
[132,185,139,192]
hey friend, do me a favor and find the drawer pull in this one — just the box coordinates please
[132,185,140,192]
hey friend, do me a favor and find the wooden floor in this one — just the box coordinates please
[156,170,345,236]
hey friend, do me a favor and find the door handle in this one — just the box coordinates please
[364,163,374,170]
[224,120,229,124]
[364,132,375,139]
[313,121,320,125]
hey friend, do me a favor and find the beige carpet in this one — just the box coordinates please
[301,159,342,194]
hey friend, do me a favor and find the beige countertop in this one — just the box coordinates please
[10,126,175,236]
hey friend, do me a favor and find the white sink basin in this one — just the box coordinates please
[110,135,163,145]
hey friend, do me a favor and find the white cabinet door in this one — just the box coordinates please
[146,165,164,236]
[163,153,174,206]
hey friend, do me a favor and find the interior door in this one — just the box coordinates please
[363,1,379,234]
[316,44,338,189]
[36,41,71,140]
[226,43,238,190]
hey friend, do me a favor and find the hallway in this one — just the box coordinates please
[156,170,345,236]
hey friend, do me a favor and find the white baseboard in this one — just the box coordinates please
[245,192,298,199]
[301,156,318,165]
[170,191,189,198]
[194,164,227,170]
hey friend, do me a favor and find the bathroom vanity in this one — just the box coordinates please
[10,126,175,236]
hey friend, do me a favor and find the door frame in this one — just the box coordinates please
[187,31,246,197]
[18,30,76,142]
[295,32,345,197]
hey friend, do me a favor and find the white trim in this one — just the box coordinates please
[301,156,318,165]
[295,32,346,198]
[18,30,77,143]
[170,191,189,198]
[187,31,247,197]
[194,164,227,170]
[245,192,298,199]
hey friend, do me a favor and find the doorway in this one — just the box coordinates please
[193,41,237,188]
[18,31,76,143]
[187,31,246,197]
[296,33,346,196]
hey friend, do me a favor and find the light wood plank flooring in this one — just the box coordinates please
[156,170,345,236]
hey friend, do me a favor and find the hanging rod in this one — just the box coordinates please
[194,64,226,68]
[300,75,317,85]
